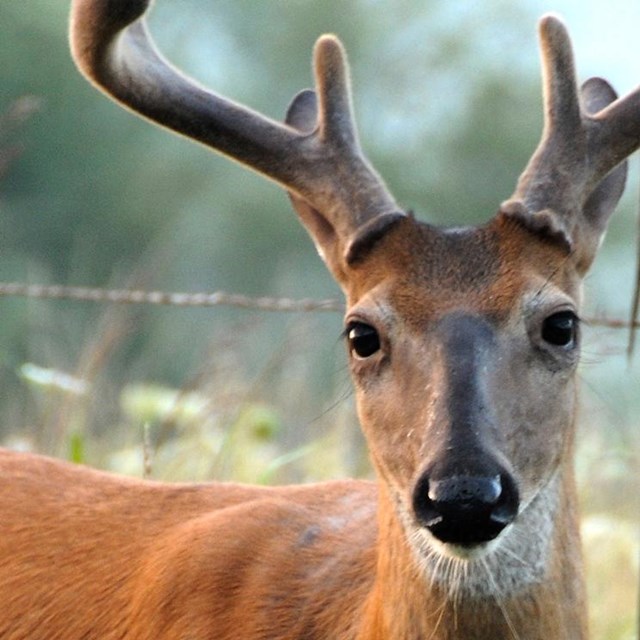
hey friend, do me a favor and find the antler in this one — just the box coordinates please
[501,14,640,270]
[69,0,402,266]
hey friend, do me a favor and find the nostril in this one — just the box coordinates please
[413,473,519,546]
[488,472,519,526]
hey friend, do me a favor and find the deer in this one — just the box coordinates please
[0,1,639,638]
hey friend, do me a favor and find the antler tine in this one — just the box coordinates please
[304,35,401,234]
[507,14,584,222]
[70,0,400,249]
[313,36,359,149]
[538,15,582,140]
[587,86,640,188]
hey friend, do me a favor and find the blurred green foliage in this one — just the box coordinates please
[0,3,638,637]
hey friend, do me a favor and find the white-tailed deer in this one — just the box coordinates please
[1,2,639,638]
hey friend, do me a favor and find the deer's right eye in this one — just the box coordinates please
[347,322,381,358]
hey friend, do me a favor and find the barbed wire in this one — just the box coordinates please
[1,281,639,329]
[0,282,343,313]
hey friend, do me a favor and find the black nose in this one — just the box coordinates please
[412,473,519,546]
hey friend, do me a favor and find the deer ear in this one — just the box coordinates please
[285,89,318,133]
[580,78,627,238]
[284,90,346,279]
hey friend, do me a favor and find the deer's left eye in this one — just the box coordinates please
[541,311,579,348]
[347,322,380,359]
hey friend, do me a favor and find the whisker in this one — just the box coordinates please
[480,557,522,640]
[497,543,530,568]
[427,595,448,640]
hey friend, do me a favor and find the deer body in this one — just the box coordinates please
[1,1,639,638]
[0,431,582,639]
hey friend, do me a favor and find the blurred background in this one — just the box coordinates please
[1,1,638,637]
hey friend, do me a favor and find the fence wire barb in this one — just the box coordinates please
[1,281,640,328]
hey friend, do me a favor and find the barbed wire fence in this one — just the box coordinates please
[1,280,638,326]
[0,282,344,313]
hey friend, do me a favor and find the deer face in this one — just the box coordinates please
[342,215,581,563]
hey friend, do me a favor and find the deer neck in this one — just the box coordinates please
[358,465,587,640]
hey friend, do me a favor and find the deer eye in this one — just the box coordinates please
[541,311,578,347]
[347,322,381,358]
